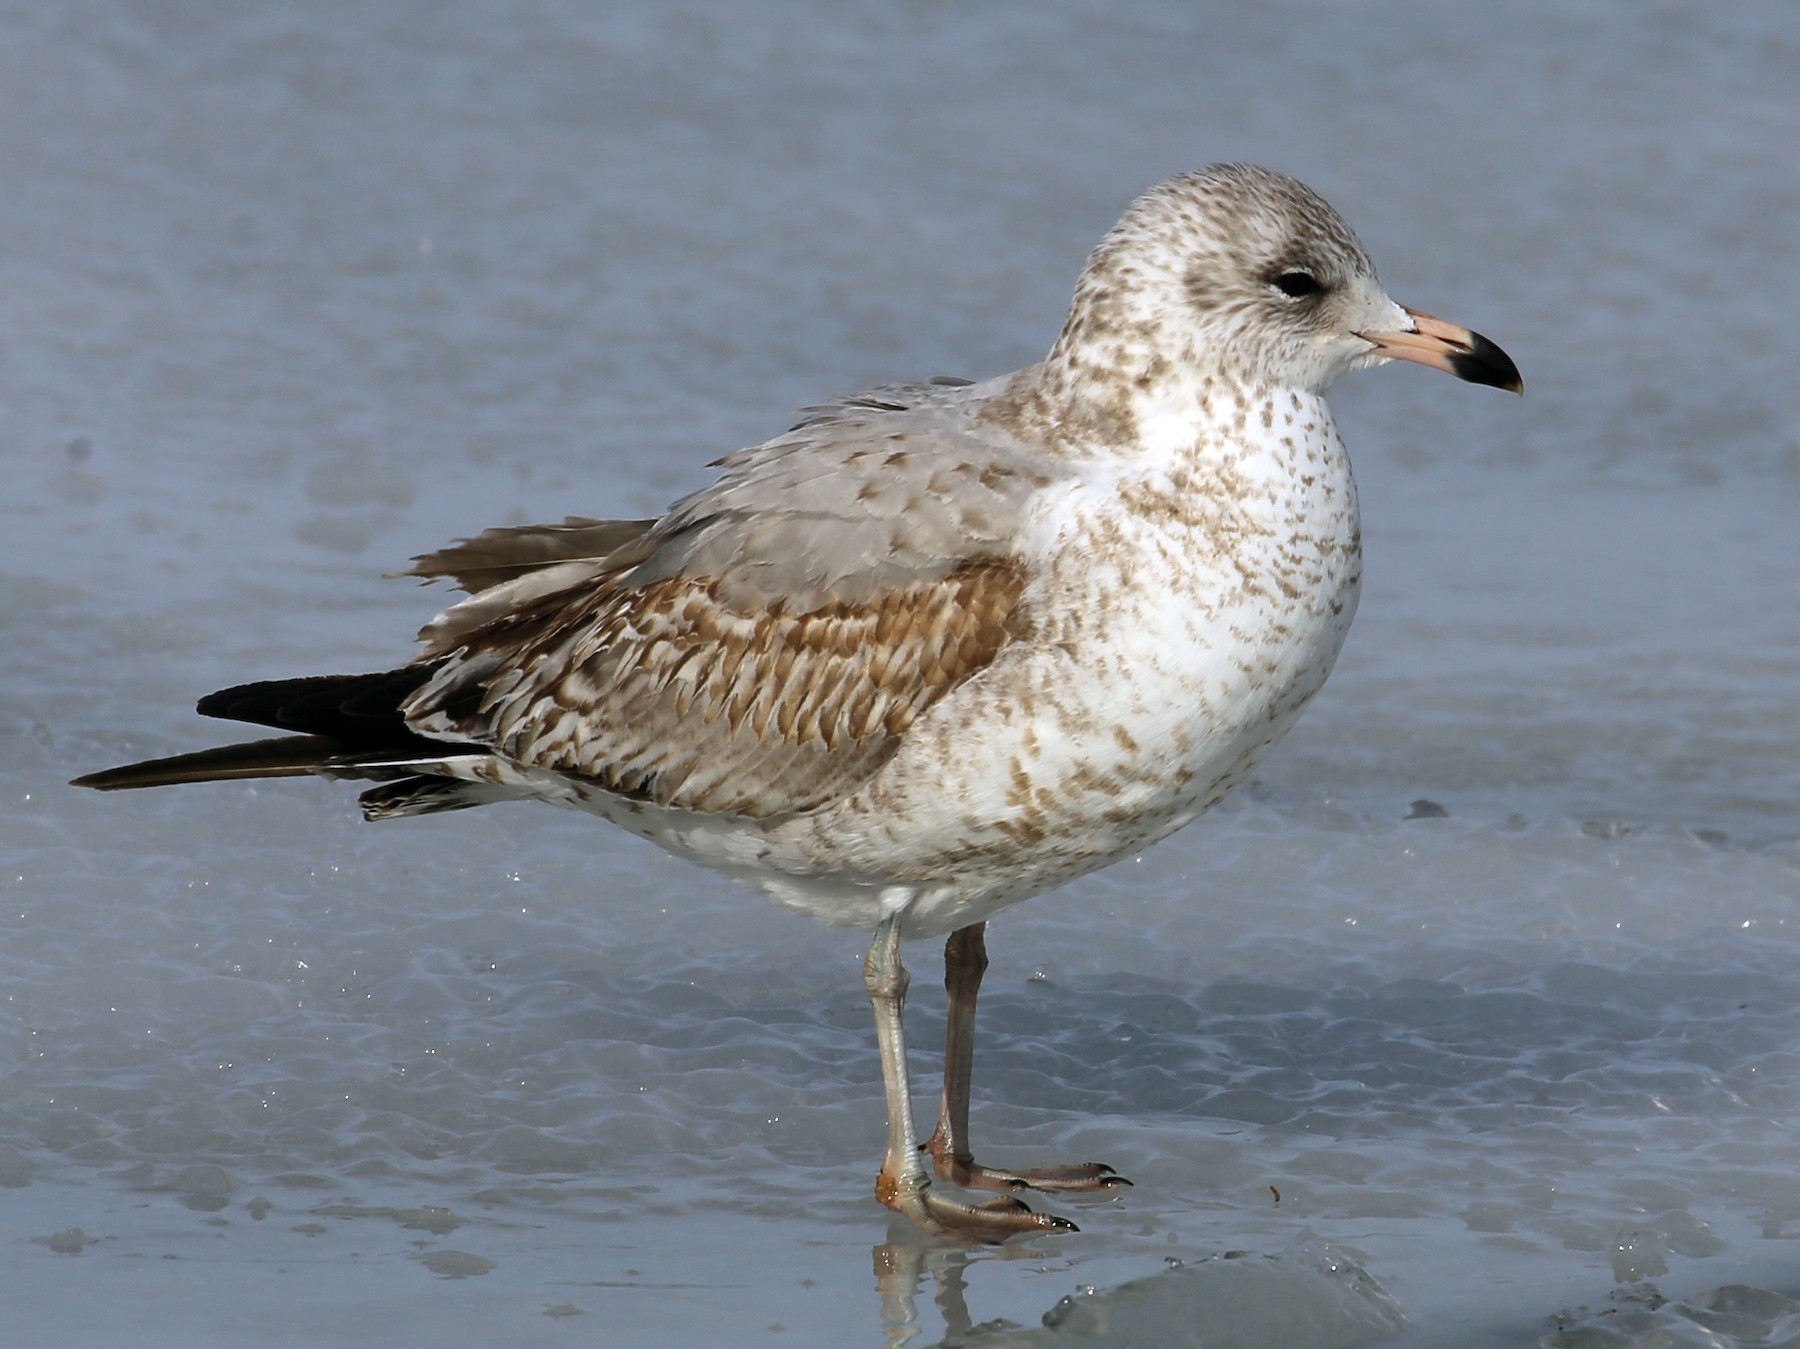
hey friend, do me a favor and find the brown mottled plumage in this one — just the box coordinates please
[75,165,1520,1242]
[406,558,1028,818]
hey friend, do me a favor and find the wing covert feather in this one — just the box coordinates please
[406,560,1029,818]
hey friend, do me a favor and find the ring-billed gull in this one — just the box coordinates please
[76,163,1521,1241]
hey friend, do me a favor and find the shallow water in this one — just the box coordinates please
[6,3,1800,1346]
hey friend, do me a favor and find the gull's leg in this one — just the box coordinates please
[863,896,1075,1242]
[923,922,1130,1194]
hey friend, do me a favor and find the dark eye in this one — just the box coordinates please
[1271,271,1323,299]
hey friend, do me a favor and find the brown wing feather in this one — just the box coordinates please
[404,559,1029,819]
[406,516,659,594]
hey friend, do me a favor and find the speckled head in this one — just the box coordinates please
[1046,163,1520,407]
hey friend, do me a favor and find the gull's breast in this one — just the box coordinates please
[749,404,1363,934]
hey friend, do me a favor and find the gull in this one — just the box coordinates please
[76,164,1520,1241]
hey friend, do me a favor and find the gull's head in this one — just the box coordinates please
[1051,163,1520,400]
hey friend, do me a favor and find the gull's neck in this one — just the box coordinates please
[988,335,1307,469]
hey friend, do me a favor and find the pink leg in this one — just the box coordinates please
[863,904,1076,1242]
[924,923,1130,1194]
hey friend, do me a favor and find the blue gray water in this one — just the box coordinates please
[5,3,1800,1345]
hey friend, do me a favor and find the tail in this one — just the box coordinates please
[72,666,494,817]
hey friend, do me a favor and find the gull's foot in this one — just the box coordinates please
[925,1132,1132,1194]
[880,1174,1078,1243]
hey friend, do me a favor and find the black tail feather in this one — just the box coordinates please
[75,665,489,793]
[197,666,439,738]
[73,735,361,790]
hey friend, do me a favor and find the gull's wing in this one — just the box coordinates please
[403,380,1059,820]
[406,517,659,594]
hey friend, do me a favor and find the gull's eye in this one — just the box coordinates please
[1271,271,1323,299]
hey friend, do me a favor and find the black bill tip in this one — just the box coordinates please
[1450,329,1524,394]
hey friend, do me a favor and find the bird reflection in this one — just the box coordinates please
[873,1235,979,1348]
